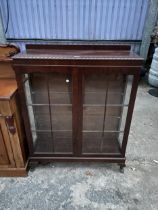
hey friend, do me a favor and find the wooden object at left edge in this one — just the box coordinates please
[0,44,28,176]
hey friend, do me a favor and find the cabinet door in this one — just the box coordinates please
[23,72,73,155]
[0,126,9,165]
[0,117,15,167]
[81,72,133,155]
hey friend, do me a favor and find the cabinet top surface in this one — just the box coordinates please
[0,79,17,100]
[14,50,141,59]
[13,44,143,67]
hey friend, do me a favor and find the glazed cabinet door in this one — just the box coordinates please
[0,117,15,167]
[81,72,133,156]
[23,72,73,155]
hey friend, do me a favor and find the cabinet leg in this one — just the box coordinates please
[29,161,39,171]
[118,163,126,173]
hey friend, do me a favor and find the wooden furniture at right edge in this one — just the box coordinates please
[13,43,143,171]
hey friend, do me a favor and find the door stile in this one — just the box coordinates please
[72,68,83,156]
[121,70,140,156]
[15,72,34,156]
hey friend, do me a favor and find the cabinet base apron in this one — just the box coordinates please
[29,156,126,163]
[0,162,28,177]
[29,156,126,172]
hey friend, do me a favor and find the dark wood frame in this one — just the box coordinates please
[13,44,143,170]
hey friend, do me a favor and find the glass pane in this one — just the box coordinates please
[53,131,72,153]
[84,74,126,105]
[107,93,124,104]
[83,108,120,132]
[82,132,121,154]
[29,73,72,104]
[118,132,124,148]
[33,131,53,153]
[83,106,104,131]
[51,106,72,130]
[30,73,49,104]
[82,73,132,154]
[29,105,51,130]
[119,107,128,131]
[33,131,72,154]
[24,72,73,154]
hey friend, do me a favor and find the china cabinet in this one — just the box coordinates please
[13,43,143,170]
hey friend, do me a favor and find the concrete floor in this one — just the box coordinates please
[0,80,158,210]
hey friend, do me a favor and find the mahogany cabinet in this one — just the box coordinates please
[0,79,27,176]
[13,43,143,170]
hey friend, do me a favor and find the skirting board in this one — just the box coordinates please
[0,161,28,177]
